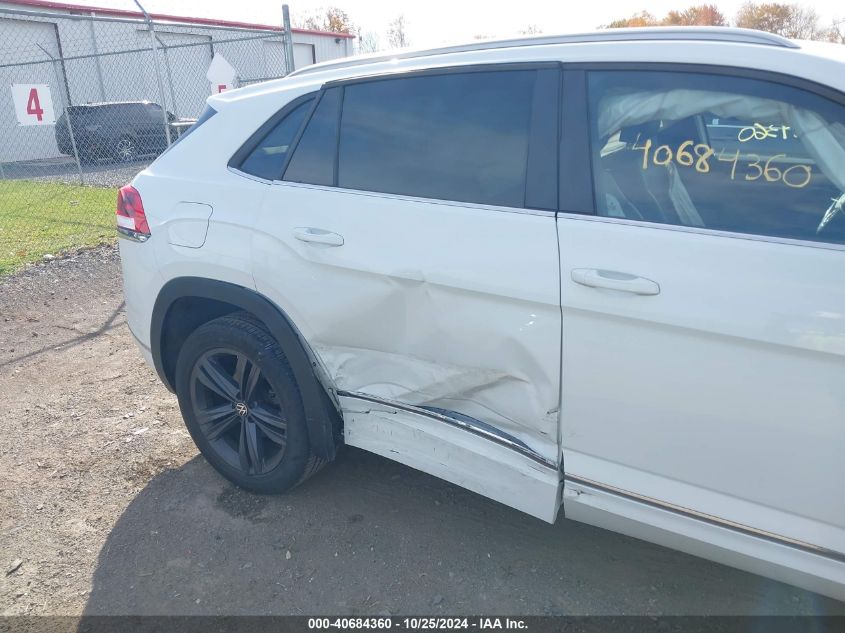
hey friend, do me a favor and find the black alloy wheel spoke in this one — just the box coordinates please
[239,420,263,474]
[197,356,240,402]
[206,414,240,441]
[238,422,250,473]
[243,364,262,402]
[232,353,261,401]
[196,402,236,426]
[232,354,248,391]
[251,416,287,446]
[250,404,287,431]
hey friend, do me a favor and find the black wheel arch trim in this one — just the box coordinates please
[151,277,340,461]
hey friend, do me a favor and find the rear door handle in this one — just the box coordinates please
[571,268,660,296]
[293,227,344,247]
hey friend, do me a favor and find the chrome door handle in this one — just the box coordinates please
[571,268,660,296]
[293,227,344,247]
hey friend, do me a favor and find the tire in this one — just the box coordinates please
[113,135,138,163]
[174,314,325,493]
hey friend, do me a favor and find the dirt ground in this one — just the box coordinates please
[1,245,843,616]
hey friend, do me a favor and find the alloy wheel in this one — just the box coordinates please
[189,349,288,476]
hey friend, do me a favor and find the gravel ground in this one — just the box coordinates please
[1,245,843,616]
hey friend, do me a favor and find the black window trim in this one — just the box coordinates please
[332,85,345,187]
[281,86,343,186]
[321,61,560,88]
[228,91,319,179]
[309,61,561,212]
[525,67,560,211]
[559,68,594,214]
[564,61,845,251]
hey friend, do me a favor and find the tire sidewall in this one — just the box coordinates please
[174,318,312,493]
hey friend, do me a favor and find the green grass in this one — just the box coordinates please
[0,180,116,276]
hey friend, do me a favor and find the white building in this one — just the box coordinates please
[0,0,354,162]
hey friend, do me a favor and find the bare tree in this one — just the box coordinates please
[603,5,726,28]
[663,4,727,26]
[603,10,658,28]
[356,29,381,54]
[295,6,356,35]
[387,15,410,48]
[735,3,825,40]
[829,19,845,43]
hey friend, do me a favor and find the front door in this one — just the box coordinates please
[558,66,845,554]
[249,67,563,463]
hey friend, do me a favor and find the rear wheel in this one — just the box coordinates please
[175,315,325,493]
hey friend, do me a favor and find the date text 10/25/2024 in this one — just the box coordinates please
[308,618,528,630]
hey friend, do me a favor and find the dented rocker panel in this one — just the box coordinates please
[339,391,562,523]
[338,390,558,469]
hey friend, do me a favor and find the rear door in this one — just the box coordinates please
[557,66,845,554]
[240,66,563,462]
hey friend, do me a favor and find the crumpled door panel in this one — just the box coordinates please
[253,184,562,463]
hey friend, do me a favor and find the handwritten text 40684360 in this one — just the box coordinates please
[633,136,813,189]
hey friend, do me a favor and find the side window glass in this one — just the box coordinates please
[283,88,341,186]
[588,70,845,245]
[239,98,313,180]
[337,70,536,207]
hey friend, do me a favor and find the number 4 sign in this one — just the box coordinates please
[11,84,56,125]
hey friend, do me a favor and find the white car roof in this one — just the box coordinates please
[210,27,845,109]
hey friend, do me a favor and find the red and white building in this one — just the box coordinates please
[0,0,354,161]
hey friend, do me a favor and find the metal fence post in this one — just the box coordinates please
[37,43,84,185]
[133,0,172,146]
[155,35,179,117]
[282,4,295,75]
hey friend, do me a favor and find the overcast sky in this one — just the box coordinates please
[58,0,844,48]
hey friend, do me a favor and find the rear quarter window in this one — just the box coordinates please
[237,98,313,180]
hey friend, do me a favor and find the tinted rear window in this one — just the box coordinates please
[336,70,537,207]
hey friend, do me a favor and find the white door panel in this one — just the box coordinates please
[558,215,845,552]
[253,184,562,461]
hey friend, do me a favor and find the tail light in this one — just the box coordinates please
[116,185,150,241]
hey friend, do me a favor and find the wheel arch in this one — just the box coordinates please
[151,277,341,460]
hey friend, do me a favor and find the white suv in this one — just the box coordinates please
[118,28,845,601]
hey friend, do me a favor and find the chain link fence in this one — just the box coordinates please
[0,4,292,274]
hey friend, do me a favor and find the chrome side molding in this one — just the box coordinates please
[337,390,557,470]
[565,474,845,563]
